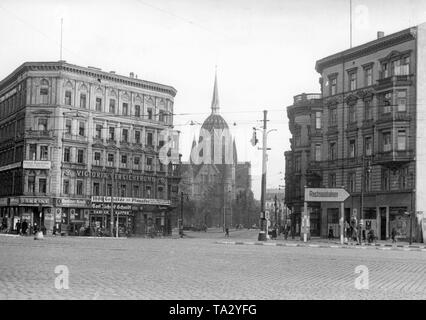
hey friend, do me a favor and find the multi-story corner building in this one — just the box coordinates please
[286,25,426,243]
[0,61,181,236]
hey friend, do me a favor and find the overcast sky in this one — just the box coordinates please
[1,0,426,199]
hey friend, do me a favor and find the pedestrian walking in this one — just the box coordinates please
[15,220,21,235]
[225,228,229,237]
[21,220,28,236]
[391,227,397,243]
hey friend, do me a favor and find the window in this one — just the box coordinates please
[29,144,37,160]
[134,156,140,169]
[122,129,128,142]
[40,87,48,104]
[399,167,409,190]
[382,132,392,152]
[348,105,356,123]
[63,147,70,162]
[109,99,115,113]
[135,105,141,117]
[348,172,356,192]
[94,152,101,165]
[77,149,84,163]
[364,137,372,156]
[145,185,152,198]
[38,118,48,131]
[382,62,389,78]
[95,124,102,139]
[146,157,153,170]
[349,72,357,91]
[133,185,139,197]
[120,184,127,197]
[96,97,102,111]
[38,178,47,193]
[381,168,390,191]
[397,130,406,151]
[93,182,100,196]
[329,173,336,188]
[364,169,371,192]
[329,108,337,126]
[107,184,112,196]
[28,176,35,193]
[315,111,322,129]
[122,103,128,116]
[330,77,337,96]
[396,90,407,112]
[65,91,72,105]
[159,110,165,122]
[121,155,127,168]
[393,57,410,76]
[382,93,392,114]
[315,144,321,161]
[40,146,48,161]
[63,180,70,195]
[65,119,72,134]
[107,153,114,166]
[329,142,337,160]
[158,186,164,199]
[294,155,301,172]
[80,93,87,108]
[365,67,373,86]
[109,127,115,141]
[364,100,372,120]
[349,139,356,158]
[147,132,153,146]
[78,122,85,136]
[76,180,83,195]
[147,108,153,120]
[135,131,141,144]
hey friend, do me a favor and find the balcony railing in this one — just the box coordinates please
[293,93,322,104]
[25,130,54,139]
[374,150,414,164]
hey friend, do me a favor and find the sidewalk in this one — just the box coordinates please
[216,236,426,252]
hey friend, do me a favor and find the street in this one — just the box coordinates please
[0,230,425,300]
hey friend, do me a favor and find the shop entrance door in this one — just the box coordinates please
[380,207,387,240]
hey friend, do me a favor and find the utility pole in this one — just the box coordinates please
[259,110,268,241]
[274,194,278,232]
[180,191,184,237]
[360,155,364,244]
[110,171,114,237]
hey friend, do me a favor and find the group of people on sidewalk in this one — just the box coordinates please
[9,219,42,236]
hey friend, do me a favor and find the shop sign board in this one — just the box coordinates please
[91,196,170,206]
[305,188,350,202]
[19,198,50,205]
[23,160,51,170]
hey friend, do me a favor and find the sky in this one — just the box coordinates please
[1,0,426,199]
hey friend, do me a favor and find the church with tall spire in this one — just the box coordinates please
[179,71,253,228]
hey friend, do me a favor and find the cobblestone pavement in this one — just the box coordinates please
[0,233,425,300]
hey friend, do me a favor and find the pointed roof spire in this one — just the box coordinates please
[211,66,220,114]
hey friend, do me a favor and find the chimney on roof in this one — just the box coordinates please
[377,31,385,39]
[130,72,134,78]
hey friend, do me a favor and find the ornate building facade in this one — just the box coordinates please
[0,61,181,236]
[285,26,426,242]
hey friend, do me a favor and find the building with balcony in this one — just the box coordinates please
[0,61,181,236]
[285,25,426,243]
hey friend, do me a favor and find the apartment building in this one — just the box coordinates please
[0,61,181,236]
[285,25,426,242]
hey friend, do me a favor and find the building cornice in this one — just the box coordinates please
[0,61,177,97]
[315,27,416,74]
